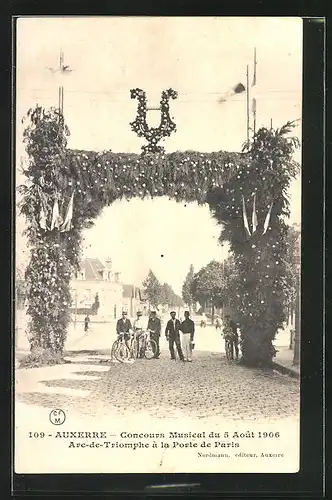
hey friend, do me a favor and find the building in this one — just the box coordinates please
[70,258,123,320]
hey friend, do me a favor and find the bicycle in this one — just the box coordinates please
[224,336,234,361]
[111,332,137,363]
[137,329,157,359]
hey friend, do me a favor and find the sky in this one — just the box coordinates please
[15,17,302,294]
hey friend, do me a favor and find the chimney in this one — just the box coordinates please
[105,257,112,270]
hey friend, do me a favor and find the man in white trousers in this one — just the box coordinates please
[180,311,195,362]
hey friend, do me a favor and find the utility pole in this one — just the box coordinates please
[252,47,257,136]
[293,272,300,365]
[47,48,73,116]
[222,260,225,321]
[74,291,77,329]
[293,234,301,366]
[58,85,64,115]
[58,49,64,115]
[246,65,250,144]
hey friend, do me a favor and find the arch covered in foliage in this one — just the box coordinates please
[19,106,299,366]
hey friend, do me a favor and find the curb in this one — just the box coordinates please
[272,361,300,378]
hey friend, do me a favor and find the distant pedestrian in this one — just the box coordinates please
[165,311,184,361]
[180,311,195,362]
[84,314,90,333]
[200,312,207,328]
[147,311,161,358]
[215,316,222,332]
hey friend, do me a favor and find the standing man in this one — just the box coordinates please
[224,315,239,360]
[165,311,184,361]
[133,311,144,358]
[147,311,161,358]
[180,311,195,362]
[116,311,132,348]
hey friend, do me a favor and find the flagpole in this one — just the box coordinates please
[58,86,61,113]
[253,48,257,136]
[246,65,249,144]
[61,86,64,115]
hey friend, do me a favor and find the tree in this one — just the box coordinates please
[182,264,195,313]
[91,292,100,314]
[160,282,184,308]
[191,260,225,321]
[142,270,162,309]
[160,282,173,306]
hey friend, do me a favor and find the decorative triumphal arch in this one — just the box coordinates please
[19,88,299,367]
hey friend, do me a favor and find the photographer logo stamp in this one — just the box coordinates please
[49,409,66,425]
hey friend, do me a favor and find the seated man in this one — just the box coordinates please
[116,311,132,348]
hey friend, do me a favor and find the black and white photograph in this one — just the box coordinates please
[15,17,301,474]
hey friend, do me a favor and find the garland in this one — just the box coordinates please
[130,88,178,154]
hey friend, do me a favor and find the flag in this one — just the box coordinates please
[252,193,258,233]
[50,198,62,230]
[242,195,251,237]
[219,82,246,103]
[252,97,257,115]
[60,191,74,232]
[39,205,48,230]
[233,82,246,94]
[262,204,273,235]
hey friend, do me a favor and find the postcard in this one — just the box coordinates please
[14,16,301,475]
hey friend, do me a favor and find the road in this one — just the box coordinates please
[64,318,224,356]
[16,319,299,421]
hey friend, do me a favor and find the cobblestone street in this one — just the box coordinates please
[16,348,299,422]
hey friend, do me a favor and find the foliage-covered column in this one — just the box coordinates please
[20,106,73,354]
[25,235,72,352]
[207,123,300,367]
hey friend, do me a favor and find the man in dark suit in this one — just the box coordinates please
[165,311,184,361]
[116,311,132,347]
[224,315,239,360]
[147,311,161,358]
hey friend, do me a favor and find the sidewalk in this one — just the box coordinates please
[274,346,300,378]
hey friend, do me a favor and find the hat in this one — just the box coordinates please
[170,311,176,315]
[151,311,156,315]
[137,311,142,316]
[122,311,128,315]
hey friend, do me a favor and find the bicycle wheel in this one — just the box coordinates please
[111,340,119,360]
[225,340,233,361]
[144,339,157,359]
[115,342,130,363]
[130,339,138,360]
